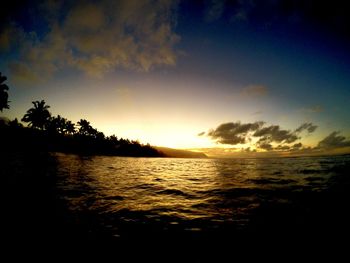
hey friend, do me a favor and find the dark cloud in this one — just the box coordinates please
[318,132,350,149]
[254,125,299,144]
[295,122,318,133]
[275,145,290,151]
[292,142,303,149]
[207,121,264,145]
[197,131,205,136]
[205,121,323,152]
[259,142,273,151]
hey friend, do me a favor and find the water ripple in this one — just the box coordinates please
[53,153,350,235]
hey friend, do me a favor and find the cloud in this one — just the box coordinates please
[300,105,324,113]
[205,121,322,153]
[259,142,273,151]
[207,121,300,148]
[274,142,303,152]
[275,145,290,151]
[8,62,40,84]
[0,28,11,51]
[2,0,180,82]
[0,25,27,52]
[205,1,350,41]
[254,125,299,144]
[205,0,226,22]
[207,121,264,145]
[205,121,350,156]
[317,132,350,149]
[242,147,255,153]
[295,122,318,133]
[231,10,248,22]
[197,131,205,136]
[229,0,255,23]
[240,85,268,97]
[292,142,303,149]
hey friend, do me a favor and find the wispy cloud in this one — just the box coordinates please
[295,122,318,133]
[197,131,205,136]
[252,111,262,115]
[8,62,41,84]
[204,0,226,22]
[240,85,268,97]
[300,105,324,113]
[1,0,180,83]
[317,131,350,149]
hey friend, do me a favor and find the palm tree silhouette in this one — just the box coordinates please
[47,115,64,134]
[0,72,10,112]
[22,100,51,130]
[77,119,92,136]
[65,120,76,135]
[47,115,76,135]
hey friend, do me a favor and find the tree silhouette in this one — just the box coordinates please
[9,118,23,129]
[77,119,91,136]
[47,115,76,135]
[65,120,76,135]
[47,115,65,134]
[108,135,118,145]
[0,72,10,112]
[1,96,162,157]
[22,100,51,130]
[55,115,66,134]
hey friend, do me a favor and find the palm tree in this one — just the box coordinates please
[64,120,76,135]
[77,119,92,136]
[47,115,64,134]
[47,115,76,135]
[22,100,51,130]
[0,72,10,112]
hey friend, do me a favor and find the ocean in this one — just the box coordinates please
[54,154,350,247]
[3,152,350,260]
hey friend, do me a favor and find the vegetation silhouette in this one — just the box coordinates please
[0,72,164,157]
[0,72,10,111]
[22,100,51,130]
[0,72,164,259]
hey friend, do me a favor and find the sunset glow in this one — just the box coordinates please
[2,1,350,258]
[1,0,350,157]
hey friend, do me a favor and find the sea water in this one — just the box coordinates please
[54,153,350,243]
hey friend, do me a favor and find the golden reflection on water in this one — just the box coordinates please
[92,157,220,219]
[54,153,335,222]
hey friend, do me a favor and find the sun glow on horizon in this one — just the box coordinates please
[99,123,216,149]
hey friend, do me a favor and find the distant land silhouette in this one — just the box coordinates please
[155,146,207,158]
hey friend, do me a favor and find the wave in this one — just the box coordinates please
[53,153,350,242]
[156,189,195,199]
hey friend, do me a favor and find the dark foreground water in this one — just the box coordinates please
[2,152,350,261]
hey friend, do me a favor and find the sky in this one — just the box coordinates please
[1,0,350,157]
